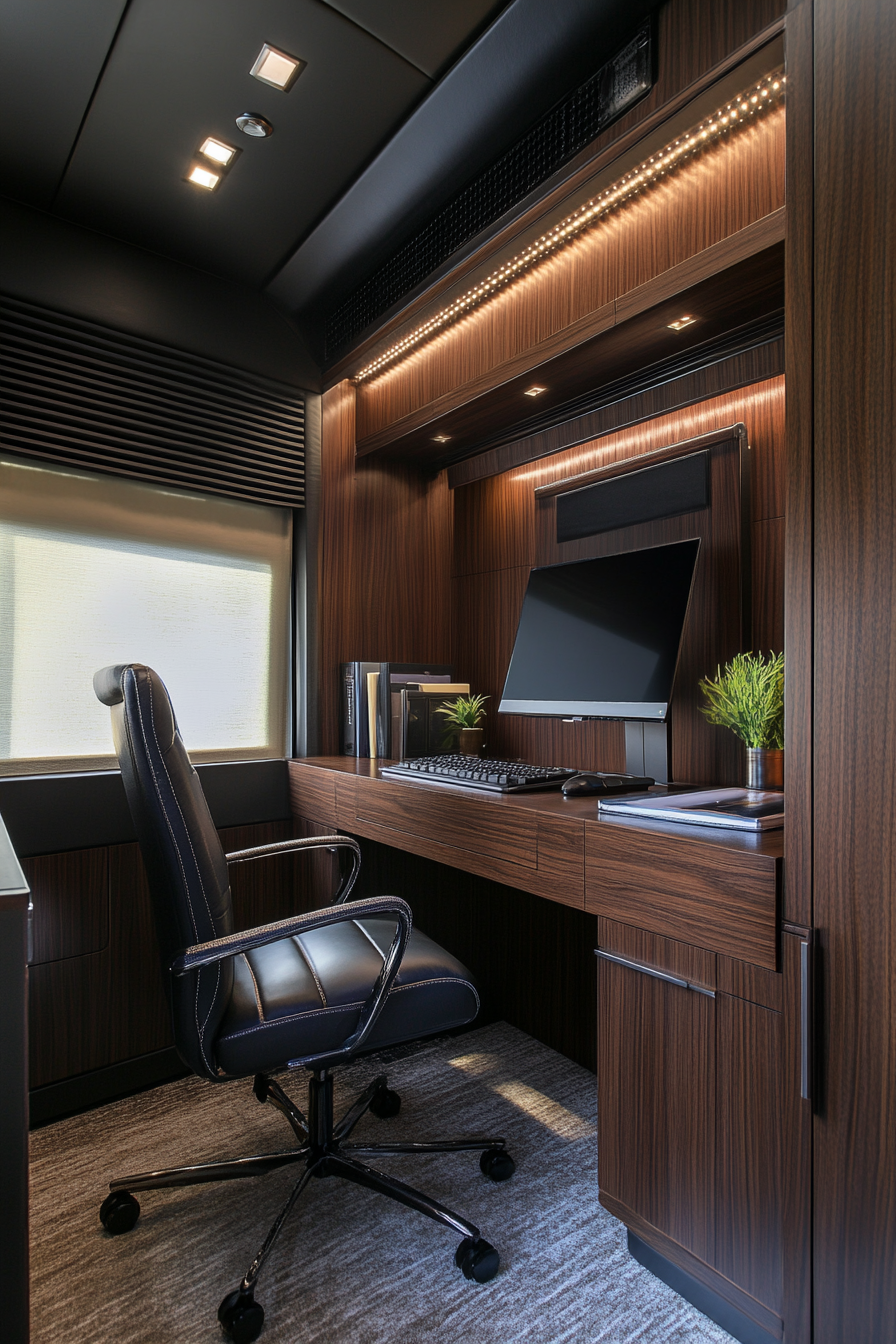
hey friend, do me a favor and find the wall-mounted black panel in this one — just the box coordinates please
[556,450,711,544]
[0,760,291,858]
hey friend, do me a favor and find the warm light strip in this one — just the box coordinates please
[354,69,786,384]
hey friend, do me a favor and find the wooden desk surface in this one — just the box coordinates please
[288,758,783,970]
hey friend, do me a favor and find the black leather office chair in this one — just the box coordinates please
[93,664,514,1343]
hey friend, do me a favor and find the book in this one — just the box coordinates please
[597,787,785,830]
[341,662,454,757]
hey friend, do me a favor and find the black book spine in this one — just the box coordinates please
[341,663,357,755]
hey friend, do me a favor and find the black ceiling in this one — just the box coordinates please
[0,0,652,349]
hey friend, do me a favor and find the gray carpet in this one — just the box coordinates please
[30,1023,735,1343]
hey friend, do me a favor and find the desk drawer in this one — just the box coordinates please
[351,774,538,868]
[288,762,338,827]
[585,823,779,970]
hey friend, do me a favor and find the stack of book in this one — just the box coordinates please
[597,787,785,830]
[340,662,467,759]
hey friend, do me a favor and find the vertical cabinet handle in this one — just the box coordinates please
[800,937,813,1104]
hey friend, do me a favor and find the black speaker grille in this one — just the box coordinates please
[0,296,304,509]
[557,450,710,544]
[325,20,653,359]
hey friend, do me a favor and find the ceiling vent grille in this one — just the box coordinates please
[325,19,653,360]
[0,296,304,508]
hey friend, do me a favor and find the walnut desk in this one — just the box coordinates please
[288,758,807,1344]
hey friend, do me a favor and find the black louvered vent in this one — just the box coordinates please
[0,296,304,509]
[325,19,653,359]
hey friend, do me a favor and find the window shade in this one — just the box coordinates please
[0,295,304,508]
[0,454,292,776]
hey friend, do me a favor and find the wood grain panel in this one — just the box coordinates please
[535,816,585,910]
[600,1192,784,1339]
[24,847,109,964]
[357,243,784,465]
[597,915,717,987]
[597,951,716,1261]
[446,342,783,490]
[287,761,338,828]
[328,2,785,389]
[752,516,785,654]
[350,773,538,869]
[716,951,783,1011]
[812,0,896,1337]
[355,134,784,449]
[318,381,454,756]
[585,820,781,969]
[451,470,535,578]
[714,993,783,1310]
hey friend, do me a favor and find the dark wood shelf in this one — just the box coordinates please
[354,211,785,471]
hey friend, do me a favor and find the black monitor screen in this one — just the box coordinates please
[498,538,700,721]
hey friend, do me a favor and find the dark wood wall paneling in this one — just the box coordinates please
[450,378,785,795]
[810,0,896,1338]
[355,115,785,452]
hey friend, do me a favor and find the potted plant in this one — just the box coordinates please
[435,693,489,757]
[698,651,785,789]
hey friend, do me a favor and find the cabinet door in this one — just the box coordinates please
[597,951,716,1264]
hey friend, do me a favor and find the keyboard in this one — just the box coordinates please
[379,754,579,793]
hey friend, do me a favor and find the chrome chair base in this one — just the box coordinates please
[100,1069,514,1343]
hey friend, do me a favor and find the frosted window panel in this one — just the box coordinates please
[0,455,292,775]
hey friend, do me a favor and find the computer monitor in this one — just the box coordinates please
[498,538,701,779]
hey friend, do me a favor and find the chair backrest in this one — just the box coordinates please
[94,663,233,1079]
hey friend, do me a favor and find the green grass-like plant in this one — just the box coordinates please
[698,651,784,749]
[435,693,489,728]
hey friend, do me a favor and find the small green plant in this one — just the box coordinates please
[698,651,784,749]
[435,693,489,728]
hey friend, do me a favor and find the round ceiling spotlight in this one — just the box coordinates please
[236,113,273,138]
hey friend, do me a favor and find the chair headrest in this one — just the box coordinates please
[94,663,145,706]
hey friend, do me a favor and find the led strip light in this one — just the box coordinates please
[354,68,786,385]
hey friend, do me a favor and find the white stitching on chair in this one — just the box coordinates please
[352,919,389,961]
[219,976,480,1042]
[131,669,219,1072]
[243,954,264,1023]
[292,937,328,1008]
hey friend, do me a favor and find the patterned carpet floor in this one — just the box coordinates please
[30,1022,735,1343]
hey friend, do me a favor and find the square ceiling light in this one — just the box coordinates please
[250,43,306,91]
[199,137,237,167]
[186,164,220,191]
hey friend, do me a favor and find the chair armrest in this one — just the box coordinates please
[169,893,406,975]
[170,892,412,1070]
[225,834,361,904]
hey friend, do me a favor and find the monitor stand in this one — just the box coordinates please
[624,719,672,785]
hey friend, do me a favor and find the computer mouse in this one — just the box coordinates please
[561,773,611,796]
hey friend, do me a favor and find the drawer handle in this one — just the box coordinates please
[595,947,716,998]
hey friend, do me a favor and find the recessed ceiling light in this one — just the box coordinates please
[667,314,697,331]
[186,164,220,191]
[431,434,451,444]
[524,385,547,397]
[236,112,274,138]
[199,137,237,166]
[249,43,306,91]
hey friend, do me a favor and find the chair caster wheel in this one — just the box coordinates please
[370,1085,401,1119]
[480,1149,516,1182]
[99,1190,140,1235]
[218,1289,265,1343]
[455,1236,500,1283]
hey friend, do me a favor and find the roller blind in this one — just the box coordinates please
[0,295,304,508]
[0,453,292,777]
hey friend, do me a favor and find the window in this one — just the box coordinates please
[0,455,292,776]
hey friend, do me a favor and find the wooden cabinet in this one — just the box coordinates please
[596,917,810,1344]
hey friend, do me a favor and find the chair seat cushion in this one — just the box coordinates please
[214,917,479,1077]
